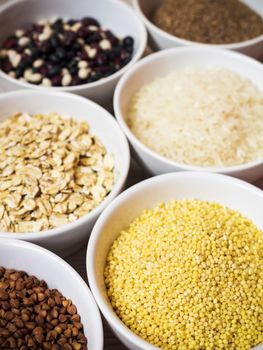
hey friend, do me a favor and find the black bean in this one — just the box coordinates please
[50,35,60,48]
[28,42,37,49]
[39,65,49,75]
[17,61,28,71]
[69,66,78,75]
[112,46,121,56]
[2,38,17,50]
[84,36,93,44]
[105,30,115,39]
[52,18,63,33]
[64,31,77,46]
[104,71,114,77]
[31,48,41,60]
[42,53,48,60]
[79,51,89,60]
[123,36,134,48]
[94,66,110,74]
[90,32,101,43]
[71,76,81,85]
[49,54,60,64]
[66,50,75,59]
[15,68,24,78]
[67,19,77,26]
[90,42,100,50]
[48,66,61,77]
[1,58,12,72]
[120,50,129,60]
[25,56,34,66]
[86,77,93,83]
[32,24,44,33]
[40,42,51,54]
[95,54,107,66]
[121,56,131,66]
[16,46,24,54]
[72,42,82,52]
[77,26,87,38]
[126,46,134,54]
[82,17,100,27]
[55,47,66,59]
[91,71,103,81]
[68,59,77,68]
[110,36,120,47]
[26,29,35,39]
[104,49,116,61]
[51,75,62,86]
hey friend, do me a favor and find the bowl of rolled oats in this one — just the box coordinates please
[0,90,130,257]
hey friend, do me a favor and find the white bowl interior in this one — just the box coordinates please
[1,239,103,350]
[88,172,263,349]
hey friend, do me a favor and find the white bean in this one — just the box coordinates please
[15,29,24,38]
[99,39,111,50]
[78,68,90,80]
[62,74,72,86]
[42,78,52,87]
[18,37,30,47]
[8,50,21,68]
[33,59,44,68]
[78,60,88,69]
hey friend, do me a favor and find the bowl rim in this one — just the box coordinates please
[0,89,131,239]
[1,237,104,350]
[87,171,263,350]
[132,0,263,49]
[113,46,263,174]
[0,0,147,91]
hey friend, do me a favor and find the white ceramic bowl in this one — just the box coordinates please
[87,171,263,350]
[114,47,263,183]
[0,238,103,350]
[0,90,130,257]
[0,0,147,106]
[133,0,263,59]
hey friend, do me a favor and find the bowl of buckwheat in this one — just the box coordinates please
[133,0,263,59]
[0,238,103,350]
[87,171,263,350]
[0,0,147,105]
[0,90,130,257]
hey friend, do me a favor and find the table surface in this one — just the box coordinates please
[0,0,263,348]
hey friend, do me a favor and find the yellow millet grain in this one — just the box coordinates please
[104,200,263,350]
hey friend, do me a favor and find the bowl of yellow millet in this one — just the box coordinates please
[87,171,263,350]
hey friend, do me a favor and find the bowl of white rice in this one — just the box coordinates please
[113,47,263,183]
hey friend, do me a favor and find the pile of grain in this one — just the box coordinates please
[105,199,263,350]
[128,68,263,167]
